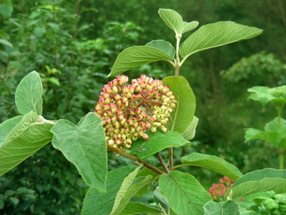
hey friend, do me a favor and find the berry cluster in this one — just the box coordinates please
[95,75,177,149]
[209,176,234,201]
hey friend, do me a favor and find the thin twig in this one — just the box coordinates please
[108,146,164,175]
[169,33,181,169]
[156,153,170,173]
[169,148,174,170]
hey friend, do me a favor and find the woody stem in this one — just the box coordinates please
[108,146,164,174]
[156,153,170,173]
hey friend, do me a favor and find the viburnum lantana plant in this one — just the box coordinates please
[1,8,286,215]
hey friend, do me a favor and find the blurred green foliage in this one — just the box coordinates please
[0,0,286,214]
[239,191,286,214]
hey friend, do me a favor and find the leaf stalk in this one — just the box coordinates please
[108,146,164,174]
[156,153,170,173]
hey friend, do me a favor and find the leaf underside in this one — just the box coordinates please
[51,112,107,192]
[0,112,52,176]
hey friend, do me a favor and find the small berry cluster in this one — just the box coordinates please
[95,75,177,149]
[209,176,234,201]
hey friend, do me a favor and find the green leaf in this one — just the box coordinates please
[0,116,23,144]
[203,200,240,215]
[163,76,196,133]
[146,40,176,59]
[51,113,107,191]
[182,116,199,140]
[48,77,60,86]
[248,86,274,106]
[158,9,198,35]
[245,117,286,148]
[0,39,13,48]
[15,71,43,115]
[230,168,286,198]
[159,171,212,215]
[158,8,183,34]
[181,152,242,180]
[111,166,142,214]
[0,112,53,176]
[111,166,153,215]
[180,21,262,59]
[122,202,161,215]
[82,166,134,215]
[244,128,262,142]
[248,86,286,106]
[0,0,13,18]
[109,46,173,77]
[130,131,188,159]
[181,21,199,34]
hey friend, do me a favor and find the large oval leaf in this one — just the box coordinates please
[203,200,240,215]
[180,21,262,59]
[230,168,286,198]
[146,40,176,59]
[0,112,53,176]
[159,171,212,215]
[109,46,173,77]
[181,152,242,180]
[82,166,134,215]
[158,8,183,34]
[15,71,43,115]
[130,131,188,159]
[51,112,107,192]
[163,76,196,133]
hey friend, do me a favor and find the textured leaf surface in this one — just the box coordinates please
[146,40,175,59]
[158,8,183,33]
[15,71,43,115]
[111,166,153,215]
[159,171,211,215]
[109,46,172,77]
[130,131,188,159]
[181,21,199,34]
[81,166,134,215]
[158,9,198,34]
[163,76,196,133]
[0,116,23,145]
[182,152,242,180]
[122,202,161,215]
[203,200,240,215]
[230,168,286,198]
[51,113,107,191]
[0,112,52,176]
[180,21,262,58]
[182,116,199,140]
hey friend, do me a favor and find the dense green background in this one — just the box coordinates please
[0,0,286,214]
